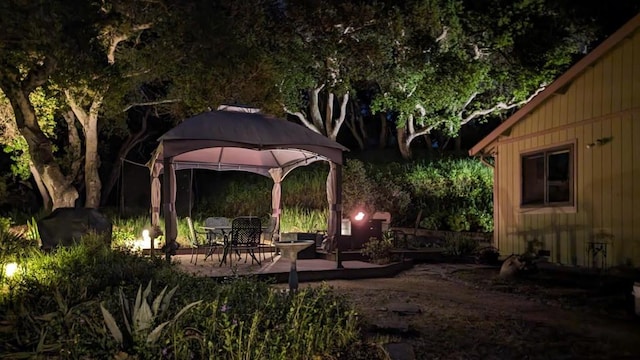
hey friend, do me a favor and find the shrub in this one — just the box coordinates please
[442,232,479,257]
[361,231,394,264]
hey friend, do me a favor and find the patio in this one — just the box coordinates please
[172,251,413,282]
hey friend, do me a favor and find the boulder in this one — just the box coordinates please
[37,208,112,250]
[499,254,525,278]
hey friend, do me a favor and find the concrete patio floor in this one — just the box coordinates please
[172,251,412,282]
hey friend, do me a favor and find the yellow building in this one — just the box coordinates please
[470,14,640,269]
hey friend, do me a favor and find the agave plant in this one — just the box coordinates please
[100,281,202,348]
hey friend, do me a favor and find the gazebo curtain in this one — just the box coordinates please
[268,168,283,242]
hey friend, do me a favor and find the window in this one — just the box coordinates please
[521,145,573,207]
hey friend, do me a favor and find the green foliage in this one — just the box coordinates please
[342,159,376,218]
[189,156,493,232]
[100,281,202,353]
[442,233,479,257]
[0,227,39,265]
[280,206,327,233]
[0,89,61,180]
[407,157,494,232]
[0,236,361,359]
[361,231,394,265]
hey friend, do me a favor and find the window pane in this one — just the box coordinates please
[547,150,570,203]
[522,154,544,204]
[548,151,569,181]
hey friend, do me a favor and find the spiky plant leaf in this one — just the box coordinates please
[119,288,132,336]
[134,300,153,332]
[100,304,124,344]
[159,285,178,316]
[146,321,170,344]
[151,286,168,316]
[133,284,143,327]
[143,281,153,302]
[173,300,203,321]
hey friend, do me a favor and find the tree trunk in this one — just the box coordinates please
[396,127,412,159]
[29,163,52,212]
[66,91,103,208]
[455,135,462,152]
[3,89,78,209]
[83,116,101,208]
[0,62,79,210]
[378,113,387,149]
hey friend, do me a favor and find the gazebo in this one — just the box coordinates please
[148,106,348,265]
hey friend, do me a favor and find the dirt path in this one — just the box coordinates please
[300,265,640,359]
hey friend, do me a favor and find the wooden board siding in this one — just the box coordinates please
[493,31,640,268]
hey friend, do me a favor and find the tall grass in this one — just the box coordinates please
[280,206,328,233]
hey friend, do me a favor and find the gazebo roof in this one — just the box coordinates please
[150,106,348,177]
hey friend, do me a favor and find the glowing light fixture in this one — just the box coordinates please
[5,262,18,278]
[142,229,150,242]
[354,211,366,221]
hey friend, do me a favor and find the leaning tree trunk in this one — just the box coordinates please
[7,92,78,209]
[396,127,412,159]
[29,163,52,212]
[66,91,103,208]
[1,62,79,210]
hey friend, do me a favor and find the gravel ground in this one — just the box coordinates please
[300,264,640,360]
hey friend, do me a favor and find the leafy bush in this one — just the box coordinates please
[361,231,394,264]
[188,155,493,232]
[442,232,479,257]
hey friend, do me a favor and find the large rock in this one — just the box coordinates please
[37,208,112,250]
[499,254,525,278]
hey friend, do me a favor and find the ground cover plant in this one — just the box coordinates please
[0,230,363,359]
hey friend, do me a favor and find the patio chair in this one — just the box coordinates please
[258,217,278,262]
[223,216,262,266]
[203,217,230,261]
[185,217,210,265]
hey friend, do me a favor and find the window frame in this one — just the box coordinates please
[519,140,577,214]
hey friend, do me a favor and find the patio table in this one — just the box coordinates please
[201,225,232,261]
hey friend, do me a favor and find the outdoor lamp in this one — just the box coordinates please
[142,229,151,242]
[354,211,366,222]
[4,262,18,278]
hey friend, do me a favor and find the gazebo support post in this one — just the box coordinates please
[162,157,175,262]
[335,163,343,269]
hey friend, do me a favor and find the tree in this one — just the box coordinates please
[0,0,171,209]
[271,0,389,142]
[371,0,614,158]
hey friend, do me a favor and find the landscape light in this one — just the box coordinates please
[4,262,18,278]
[354,211,366,221]
[142,229,150,242]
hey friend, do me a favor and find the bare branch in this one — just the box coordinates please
[309,85,325,131]
[284,106,322,134]
[122,99,180,112]
[460,84,547,125]
[107,33,129,65]
[435,26,448,43]
[106,23,153,64]
[64,90,88,125]
[458,92,478,117]
[330,91,349,140]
